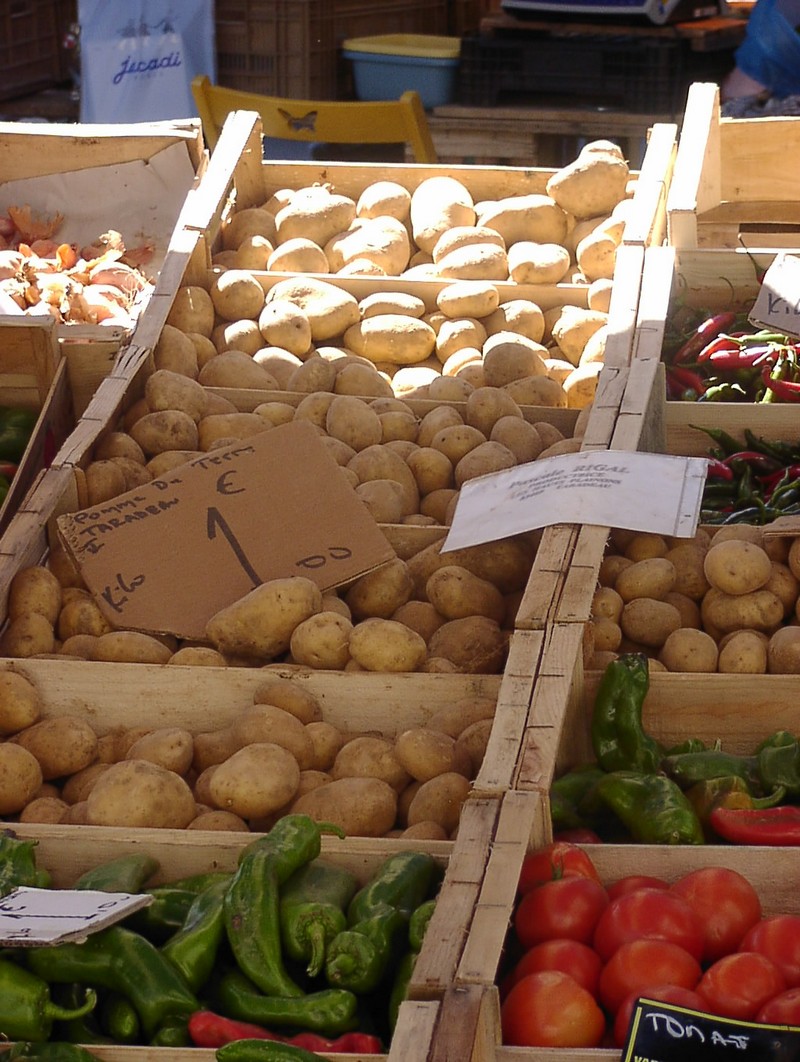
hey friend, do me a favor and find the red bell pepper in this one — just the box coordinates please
[709,805,800,846]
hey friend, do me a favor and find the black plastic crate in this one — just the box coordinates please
[457,30,731,114]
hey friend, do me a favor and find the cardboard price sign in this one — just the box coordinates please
[0,887,152,946]
[749,252,800,338]
[623,997,800,1061]
[56,419,395,640]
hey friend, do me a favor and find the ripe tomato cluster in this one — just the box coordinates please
[500,842,800,1048]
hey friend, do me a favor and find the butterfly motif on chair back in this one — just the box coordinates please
[278,108,318,133]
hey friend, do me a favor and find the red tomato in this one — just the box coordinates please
[504,939,603,998]
[606,875,670,902]
[757,986,800,1025]
[501,970,606,1048]
[515,875,609,949]
[740,915,800,987]
[598,938,702,1016]
[698,951,786,1020]
[592,888,704,963]
[518,841,601,894]
[670,866,762,963]
[613,984,706,1048]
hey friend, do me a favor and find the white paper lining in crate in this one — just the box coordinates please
[0,143,198,330]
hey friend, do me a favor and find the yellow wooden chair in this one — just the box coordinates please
[191,75,437,163]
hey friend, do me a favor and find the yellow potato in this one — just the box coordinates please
[209,742,300,819]
[10,715,98,780]
[0,743,43,813]
[86,759,197,828]
[291,775,398,837]
[205,576,323,660]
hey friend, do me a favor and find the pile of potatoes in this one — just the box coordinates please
[157,139,634,411]
[1,521,541,672]
[586,523,800,674]
[0,670,495,839]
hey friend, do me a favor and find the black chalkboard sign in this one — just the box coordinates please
[622,998,800,1061]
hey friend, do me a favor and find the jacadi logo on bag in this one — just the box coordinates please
[111,15,182,86]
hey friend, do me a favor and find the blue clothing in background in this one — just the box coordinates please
[734,0,800,98]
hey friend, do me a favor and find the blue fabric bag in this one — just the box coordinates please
[735,0,800,98]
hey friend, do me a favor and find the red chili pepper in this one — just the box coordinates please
[671,312,738,364]
[695,335,740,362]
[187,1011,382,1054]
[709,805,800,845]
[761,364,800,401]
[666,364,707,396]
[705,344,781,371]
[723,451,783,473]
[706,458,735,481]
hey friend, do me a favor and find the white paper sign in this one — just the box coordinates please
[750,253,800,338]
[0,887,152,946]
[442,450,708,553]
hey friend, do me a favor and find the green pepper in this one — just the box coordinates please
[51,983,114,1047]
[663,737,706,756]
[408,898,435,952]
[388,898,436,1033]
[150,1014,191,1047]
[225,816,343,1000]
[590,653,662,774]
[129,871,231,941]
[280,859,358,978]
[757,730,800,795]
[549,764,607,831]
[325,851,439,995]
[98,992,140,1044]
[216,1040,327,1062]
[0,407,37,464]
[662,747,761,790]
[24,924,199,1039]
[212,967,358,1037]
[0,958,97,1041]
[4,1044,100,1062]
[74,854,160,894]
[161,875,229,991]
[595,770,705,845]
[0,829,44,896]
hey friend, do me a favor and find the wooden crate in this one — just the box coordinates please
[667,80,800,251]
[6,822,450,1061]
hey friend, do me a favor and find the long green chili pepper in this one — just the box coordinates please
[73,854,159,894]
[757,731,800,796]
[0,958,97,1042]
[98,993,140,1044]
[590,653,661,774]
[595,770,705,845]
[24,925,199,1038]
[161,875,230,992]
[212,967,358,1037]
[279,859,359,979]
[225,815,344,1000]
[662,747,761,789]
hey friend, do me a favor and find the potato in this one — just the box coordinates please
[20,796,70,824]
[266,277,360,342]
[658,628,719,673]
[478,193,569,246]
[427,616,507,673]
[325,395,382,450]
[290,612,353,670]
[125,727,194,775]
[168,646,228,667]
[0,743,43,813]
[95,726,153,765]
[327,216,410,275]
[192,728,239,773]
[0,670,43,735]
[198,352,279,391]
[153,324,199,377]
[228,704,314,769]
[252,677,323,723]
[356,181,412,221]
[545,146,630,219]
[482,333,548,388]
[11,715,98,780]
[166,285,216,337]
[89,631,174,664]
[704,539,773,596]
[305,721,346,771]
[619,598,682,649]
[188,810,250,832]
[426,565,505,624]
[718,629,768,674]
[223,206,277,250]
[209,742,300,820]
[406,772,470,834]
[290,775,398,837]
[344,558,415,621]
[268,237,329,274]
[129,409,199,457]
[702,588,784,635]
[410,176,476,254]
[145,368,208,423]
[348,444,420,512]
[436,280,500,320]
[8,567,62,625]
[455,718,493,776]
[767,626,800,674]
[275,186,356,246]
[344,315,436,366]
[394,727,471,782]
[507,241,571,284]
[205,576,323,660]
[614,557,677,602]
[427,696,496,738]
[455,440,517,487]
[331,736,410,791]
[61,762,113,804]
[209,269,265,321]
[85,759,196,828]
[348,618,427,672]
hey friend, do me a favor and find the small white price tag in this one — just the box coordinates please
[442,450,708,553]
[749,253,800,337]
[0,887,152,946]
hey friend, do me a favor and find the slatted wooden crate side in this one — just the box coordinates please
[665,81,721,250]
[620,121,678,251]
[430,983,499,1062]
[388,999,441,1062]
